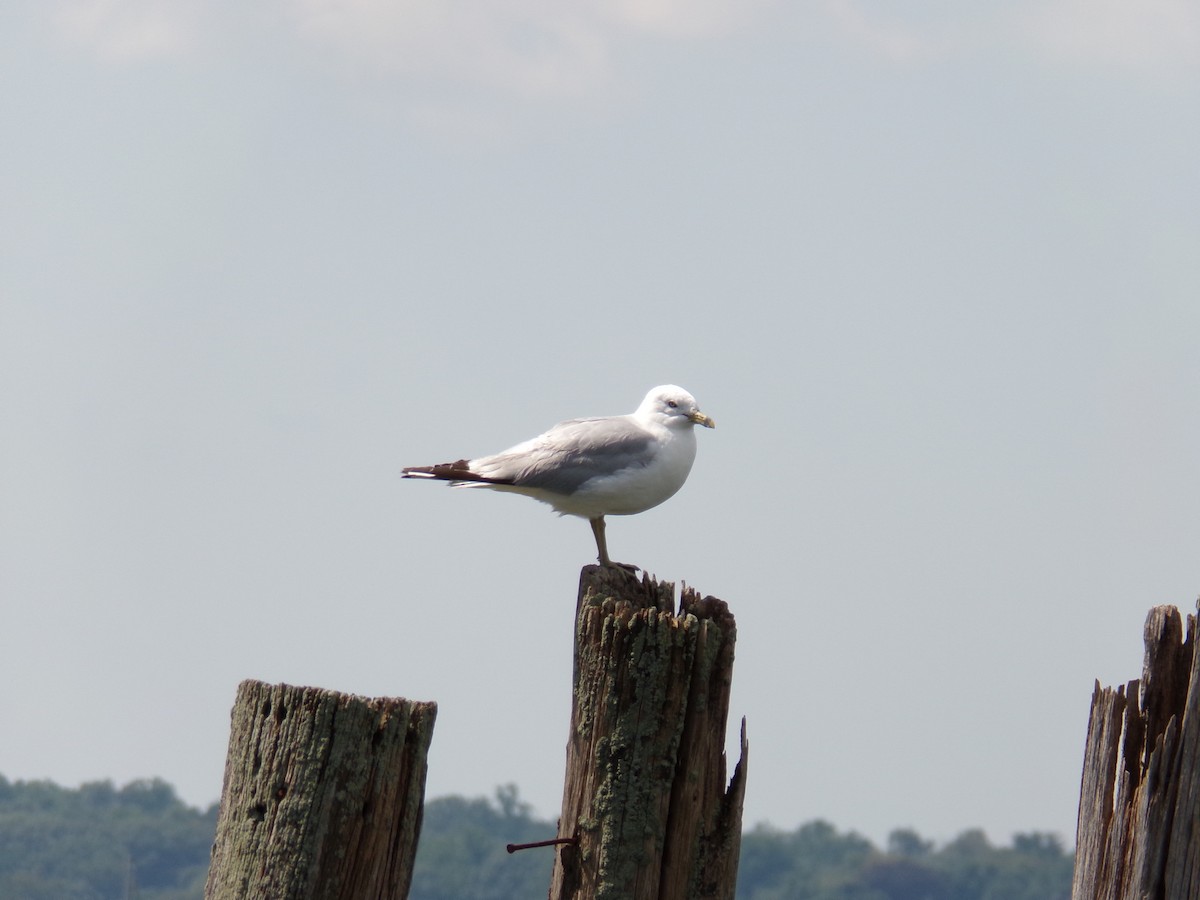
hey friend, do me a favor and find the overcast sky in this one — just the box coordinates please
[2,0,1198,849]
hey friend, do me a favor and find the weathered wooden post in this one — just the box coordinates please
[547,566,748,900]
[205,680,437,900]
[1072,602,1199,900]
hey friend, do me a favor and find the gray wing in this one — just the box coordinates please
[475,415,657,495]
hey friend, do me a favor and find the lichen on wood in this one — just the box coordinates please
[1072,602,1200,900]
[550,566,747,900]
[205,680,437,900]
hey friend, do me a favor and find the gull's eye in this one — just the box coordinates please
[667,400,678,408]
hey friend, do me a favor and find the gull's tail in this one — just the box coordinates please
[401,460,512,486]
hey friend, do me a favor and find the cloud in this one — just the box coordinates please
[51,0,1200,87]
[822,0,1200,79]
[821,0,969,65]
[54,0,198,62]
[46,0,771,143]
[1021,0,1200,77]
[272,0,771,142]
[288,1,612,100]
[50,0,763,90]
[602,0,760,40]
[285,0,767,102]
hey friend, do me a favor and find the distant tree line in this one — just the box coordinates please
[735,820,1071,900]
[0,775,1071,899]
[0,775,215,899]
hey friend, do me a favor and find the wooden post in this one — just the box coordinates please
[548,566,748,900]
[1072,603,1200,900]
[205,680,437,900]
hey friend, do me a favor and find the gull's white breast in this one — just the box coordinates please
[546,424,698,519]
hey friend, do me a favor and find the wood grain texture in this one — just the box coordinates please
[1071,603,1200,900]
[549,566,747,900]
[205,680,436,900]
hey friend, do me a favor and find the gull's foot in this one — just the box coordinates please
[600,558,641,574]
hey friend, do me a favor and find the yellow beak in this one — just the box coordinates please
[689,410,716,428]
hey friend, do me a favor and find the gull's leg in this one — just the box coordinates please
[590,516,611,566]
[589,516,638,572]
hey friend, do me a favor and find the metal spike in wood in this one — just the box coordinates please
[1071,602,1200,900]
[549,565,748,900]
[204,680,437,900]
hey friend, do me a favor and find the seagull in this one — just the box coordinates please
[401,385,715,568]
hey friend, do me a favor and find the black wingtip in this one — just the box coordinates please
[401,460,511,484]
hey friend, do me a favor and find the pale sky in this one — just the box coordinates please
[2,0,1198,849]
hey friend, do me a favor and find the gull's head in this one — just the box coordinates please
[637,385,715,429]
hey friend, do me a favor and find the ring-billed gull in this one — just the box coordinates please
[402,385,715,568]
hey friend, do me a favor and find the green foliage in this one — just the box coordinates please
[737,822,1073,900]
[737,820,880,900]
[0,775,216,900]
[409,785,553,900]
[0,774,1073,900]
[413,793,1073,900]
